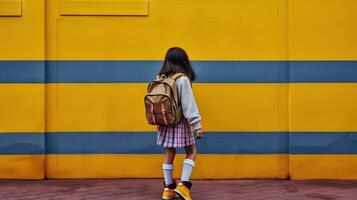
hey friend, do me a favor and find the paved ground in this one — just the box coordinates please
[0,179,357,200]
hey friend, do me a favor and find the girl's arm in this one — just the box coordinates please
[176,76,202,131]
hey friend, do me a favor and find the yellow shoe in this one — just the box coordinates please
[174,181,192,200]
[162,182,178,200]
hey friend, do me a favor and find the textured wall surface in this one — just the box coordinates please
[0,0,356,179]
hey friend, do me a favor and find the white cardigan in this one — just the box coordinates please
[176,76,202,131]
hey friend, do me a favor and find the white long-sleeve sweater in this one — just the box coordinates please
[176,76,202,131]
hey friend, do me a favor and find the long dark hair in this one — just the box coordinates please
[158,47,196,81]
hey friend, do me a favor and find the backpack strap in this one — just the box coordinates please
[171,72,192,87]
[170,73,192,106]
[171,72,186,80]
[171,73,192,87]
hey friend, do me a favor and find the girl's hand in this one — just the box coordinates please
[196,128,204,139]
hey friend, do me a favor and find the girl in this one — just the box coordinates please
[157,47,203,200]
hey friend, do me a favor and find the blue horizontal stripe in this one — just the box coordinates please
[289,61,357,83]
[1,60,356,83]
[290,132,357,154]
[2,132,357,154]
[45,60,288,83]
[45,132,288,154]
[0,133,44,154]
[0,61,44,83]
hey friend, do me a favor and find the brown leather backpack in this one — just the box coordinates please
[144,73,186,126]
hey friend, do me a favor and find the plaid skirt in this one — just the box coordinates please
[156,118,195,148]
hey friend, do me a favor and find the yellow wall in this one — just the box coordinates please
[46,0,289,60]
[289,0,357,179]
[0,0,45,179]
[0,0,357,180]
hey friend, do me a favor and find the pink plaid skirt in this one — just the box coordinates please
[156,118,195,148]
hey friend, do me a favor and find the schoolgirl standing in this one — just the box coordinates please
[156,47,203,200]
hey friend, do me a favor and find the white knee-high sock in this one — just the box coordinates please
[181,159,195,182]
[162,163,174,185]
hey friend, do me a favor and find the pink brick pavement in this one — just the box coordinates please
[0,179,357,200]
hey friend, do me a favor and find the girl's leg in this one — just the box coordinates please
[181,144,197,182]
[164,147,176,164]
[163,147,176,185]
[184,144,197,160]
